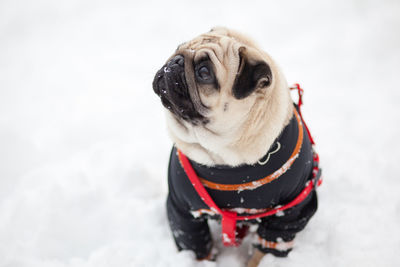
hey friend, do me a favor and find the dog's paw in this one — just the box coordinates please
[246,249,265,267]
[198,247,218,262]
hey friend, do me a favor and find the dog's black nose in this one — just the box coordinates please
[170,55,184,67]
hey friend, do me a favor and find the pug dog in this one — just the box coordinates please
[152,27,319,267]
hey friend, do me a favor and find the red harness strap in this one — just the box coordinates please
[290,83,315,145]
[178,84,322,246]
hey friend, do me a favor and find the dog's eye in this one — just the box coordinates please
[195,61,215,84]
[198,66,212,81]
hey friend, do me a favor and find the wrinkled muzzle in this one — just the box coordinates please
[152,55,208,124]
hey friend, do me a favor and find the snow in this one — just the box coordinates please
[1,0,400,266]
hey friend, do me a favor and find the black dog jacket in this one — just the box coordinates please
[166,105,320,259]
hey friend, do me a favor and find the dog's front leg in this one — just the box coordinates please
[166,194,213,260]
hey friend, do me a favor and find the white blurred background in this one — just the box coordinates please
[1,0,400,266]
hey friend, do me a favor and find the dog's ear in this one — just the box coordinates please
[232,47,272,99]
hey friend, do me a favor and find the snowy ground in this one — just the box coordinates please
[1,0,400,266]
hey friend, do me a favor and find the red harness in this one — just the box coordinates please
[178,84,322,246]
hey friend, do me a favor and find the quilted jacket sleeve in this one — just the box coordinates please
[166,193,213,259]
[254,190,318,257]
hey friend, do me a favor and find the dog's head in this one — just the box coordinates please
[153,27,277,125]
[153,27,292,165]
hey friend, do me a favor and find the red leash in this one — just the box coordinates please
[178,84,322,246]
